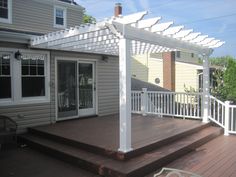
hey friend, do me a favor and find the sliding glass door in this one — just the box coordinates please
[57,60,96,120]
[78,62,96,116]
[57,61,77,118]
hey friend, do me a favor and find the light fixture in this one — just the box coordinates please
[102,55,109,63]
[14,50,22,60]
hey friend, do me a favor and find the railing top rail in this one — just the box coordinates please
[209,95,226,105]
[229,105,236,108]
[143,91,203,95]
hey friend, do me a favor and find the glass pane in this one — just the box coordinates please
[0,77,11,99]
[2,65,10,75]
[22,58,29,65]
[79,63,93,109]
[0,8,8,19]
[56,9,63,18]
[22,77,45,97]
[30,66,37,75]
[22,66,29,75]
[56,17,64,25]
[38,66,44,75]
[58,61,77,118]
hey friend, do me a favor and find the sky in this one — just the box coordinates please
[76,0,236,58]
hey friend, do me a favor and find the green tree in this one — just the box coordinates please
[210,56,236,102]
[83,13,96,24]
[223,58,236,102]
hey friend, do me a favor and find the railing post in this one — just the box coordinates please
[202,54,210,123]
[141,88,147,116]
[224,101,230,136]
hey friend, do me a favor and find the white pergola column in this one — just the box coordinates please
[202,54,210,123]
[119,38,132,152]
[118,37,132,152]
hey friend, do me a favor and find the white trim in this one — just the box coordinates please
[55,57,98,121]
[0,0,12,24]
[54,5,67,29]
[0,48,50,106]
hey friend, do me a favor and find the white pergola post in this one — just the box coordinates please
[118,37,132,152]
[202,54,210,123]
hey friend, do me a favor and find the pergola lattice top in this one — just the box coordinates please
[31,11,224,56]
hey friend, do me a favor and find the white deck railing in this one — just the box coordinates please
[131,90,236,135]
[131,89,202,119]
[209,95,236,135]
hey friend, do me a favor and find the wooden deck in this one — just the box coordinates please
[29,114,206,157]
[147,135,236,177]
[20,114,223,177]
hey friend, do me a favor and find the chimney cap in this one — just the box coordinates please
[115,2,122,6]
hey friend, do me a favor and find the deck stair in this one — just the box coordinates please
[19,121,222,177]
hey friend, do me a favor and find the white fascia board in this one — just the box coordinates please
[111,21,213,55]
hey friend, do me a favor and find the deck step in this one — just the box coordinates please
[27,122,211,160]
[19,126,222,177]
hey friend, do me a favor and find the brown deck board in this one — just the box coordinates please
[31,114,204,152]
[147,135,236,177]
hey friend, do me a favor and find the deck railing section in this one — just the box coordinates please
[131,91,142,113]
[208,95,236,135]
[208,96,225,128]
[131,90,202,119]
[131,90,236,135]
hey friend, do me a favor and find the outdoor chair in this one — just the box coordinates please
[0,115,17,150]
[154,168,202,177]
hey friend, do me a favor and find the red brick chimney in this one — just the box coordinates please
[163,51,176,91]
[114,3,122,17]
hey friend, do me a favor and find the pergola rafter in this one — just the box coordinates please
[30,11,225,153]
[31,11,224,56]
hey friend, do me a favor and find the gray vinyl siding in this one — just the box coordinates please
[0,103,52,133]
[0,0,83,34]
[97,56,119,116]
[0,43,54,132]
[0,43,120,132]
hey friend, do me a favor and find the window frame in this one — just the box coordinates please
[0,48,50,106]
[0,0,12,24]
[54,5,67,29]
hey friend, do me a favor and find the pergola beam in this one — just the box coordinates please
[111,21,213,55]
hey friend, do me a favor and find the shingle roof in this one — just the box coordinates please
[131,78,170,92]
[58,0,77,5]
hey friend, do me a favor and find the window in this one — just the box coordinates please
[0,0,12,23]
[0,53,11,99]
[0,49,50,105]
[191,53,194,58]
[176,51,180,58]
[54,6,66,28]
[21,57,45,97]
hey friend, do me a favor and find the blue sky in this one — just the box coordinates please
[76,0,236,58]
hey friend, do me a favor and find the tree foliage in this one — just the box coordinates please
[211,56,236,102]
[83,13,96,24]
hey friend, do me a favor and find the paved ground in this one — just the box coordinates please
[1,135,236,177]
[0,146,99,177]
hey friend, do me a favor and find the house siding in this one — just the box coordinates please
[175,62,201,92]
[0,42,120,132]
[97,56,119,116]
[131,54,149,82]
[0,0,83,34]
[132,54,202,92]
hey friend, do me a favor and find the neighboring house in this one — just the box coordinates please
[131,78,169,92]
[0,0,120,132]
[132,52,216,92]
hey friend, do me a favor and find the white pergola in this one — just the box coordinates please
[31,11,224,153]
